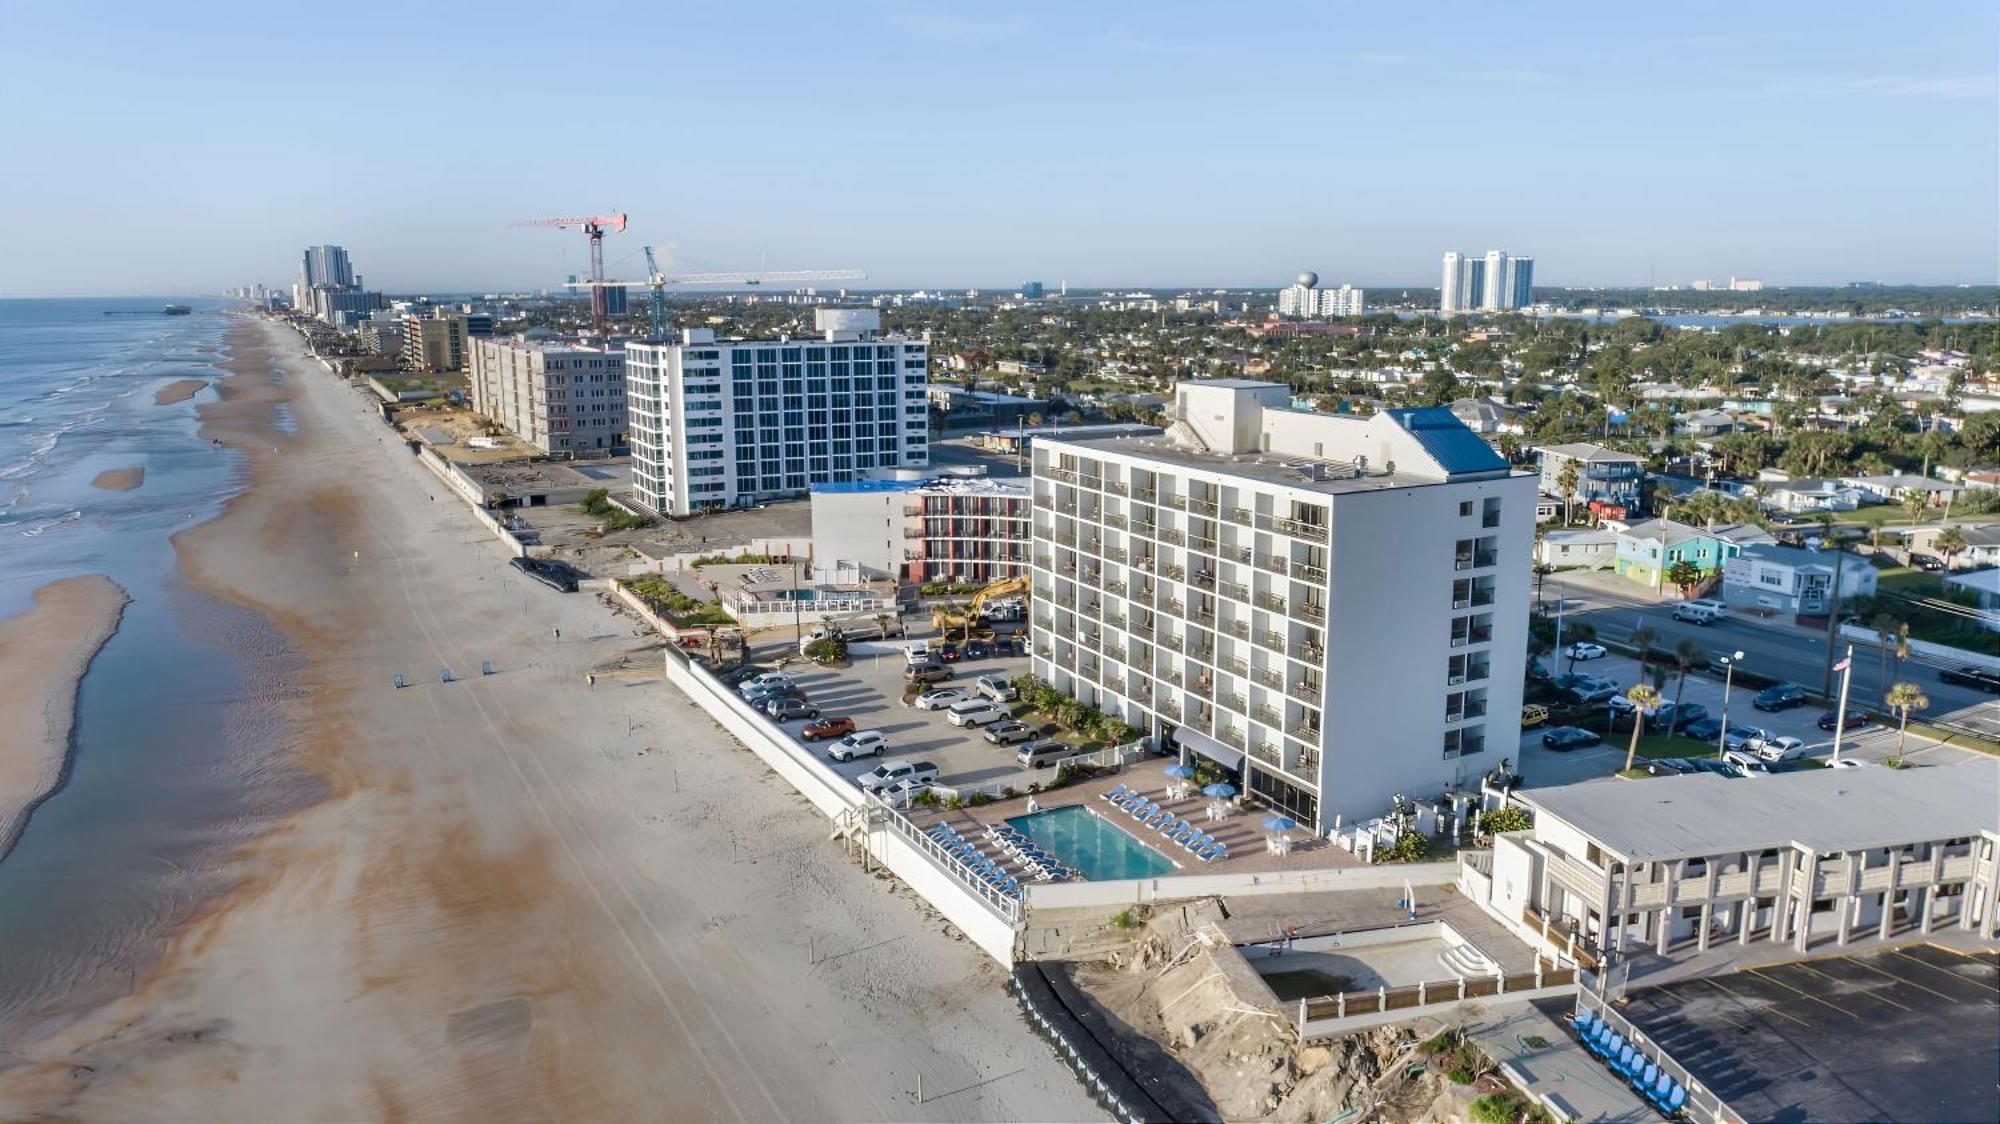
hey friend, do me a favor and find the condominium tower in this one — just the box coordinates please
[623,308,930,516]
[1278,271,1366,318]
[1440,250,1532,313]
[468,336,628,453]
[1030,379,1534,830]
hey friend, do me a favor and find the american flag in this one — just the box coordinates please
[1833,655,1851,672]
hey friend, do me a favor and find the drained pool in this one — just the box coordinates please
[1006,805,1178,880]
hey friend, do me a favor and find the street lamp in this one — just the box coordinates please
[1715,650,1747,758]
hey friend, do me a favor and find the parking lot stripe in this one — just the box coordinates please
[1892,947,2000,996]
[1699,975,1810,1026]
[1749,968,1858,1019]
[1792,961,1912,1011]
[1848,954,1970,1005]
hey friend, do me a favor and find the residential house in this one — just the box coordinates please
[1676,408,1742,438]
[1839,474,1961,508]
[1758,478,1868,514]
[1449,397,1526,437]
[1909,523,2000,569]
[1534,443,1646,519]
[1942,569,2000,633]
[1721,543,1877,616]
[1536,529,1617,570]
[1613,519,1772,588]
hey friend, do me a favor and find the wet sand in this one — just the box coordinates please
[90,467,145,491]
[0,575,128,858]
[0,317,1095,1121]
[153,379,206,406]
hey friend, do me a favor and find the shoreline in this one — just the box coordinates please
[90,466,144,491]
[0,574,129,860]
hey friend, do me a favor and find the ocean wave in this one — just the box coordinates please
[16,509,81,537]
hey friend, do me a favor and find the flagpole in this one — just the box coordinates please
[1830,644,1854,765]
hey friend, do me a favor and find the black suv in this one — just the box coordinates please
[1752,683,1808,711]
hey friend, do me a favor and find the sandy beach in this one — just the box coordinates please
[152,378,206,405]
[89,466,145,491]
[0,575,128,858]
[0,317,1095,1122]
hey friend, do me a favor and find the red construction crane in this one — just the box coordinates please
[511,212,628,331]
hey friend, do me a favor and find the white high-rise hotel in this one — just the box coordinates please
[1030,379,1533,831]
[1440,250,1533,313]
[623,308,929,516]
[1277,271,1366,318]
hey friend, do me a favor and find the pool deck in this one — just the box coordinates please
[913,767,1366,883]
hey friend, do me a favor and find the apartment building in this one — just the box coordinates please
[403,312,468,373]
[467,336,627,453]
[810,473,1030,584]
[1534,443,1646,518]
[1029,379,1535,831]
[1468,759,1999,966]
[623,308,929,516]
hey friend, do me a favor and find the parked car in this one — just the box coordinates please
[1527,658,1553,682]
[857,757,938,793]
[1721,725,1769,752]
[1564,641,1608,661]
[1016,740,1073,768]
[982,720,1035,745]
[936,644,962,664]
[878,776,935,804]
[1939,665,2000,693]
[1685,757,1737,777]
[716,663,771,688]
[913,687,970,711]
[1570,676,1621,704]
[975,675,1018,703]
[1636,758,1697,777]
[1911,553,1945,572]
[1721,751,1773,777]
[1520,704,1550,729]
[964,640,991,659]
[905,662,953,684]
[1542,726,1601,751]
[1649,702,1709,732]
[765,698,819,722]
[945,700,1008,728]
[1817,707,1872,732]
[801,716,855,742]
[903,642,931,665]
[739,672,794,694]
[826,730,889,762]
[1754,735,1807,763]
[741,683,802,707]
[1682,716,1724,742]
[1753,684,1810,711]
[1827,758,1869,770]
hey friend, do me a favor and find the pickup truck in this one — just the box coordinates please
[858,758,939,794]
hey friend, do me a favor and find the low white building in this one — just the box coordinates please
[809,472,1031,585]
[1943,569,2000,632]
[1535,529,1617,570]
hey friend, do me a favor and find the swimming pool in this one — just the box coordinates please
[1006,805,1178,880]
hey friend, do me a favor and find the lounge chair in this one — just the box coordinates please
[1572,1010,1595,1035]
[1182,832,1209,853]
[1632,1062,1657,1092]
[1195,842,1221,862]
[1114,791,1145,811]
[1591,1030,1618,1059]
[1615,1046,1639,1077]
[1662,1086,1685,1114]
[1649,1072,1672,1104]
[1101,783,1129,803]
[1145,808,1173,829]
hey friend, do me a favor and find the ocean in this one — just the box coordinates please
[0,298,312,1025]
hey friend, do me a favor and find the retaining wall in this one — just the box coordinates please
[1839,622,2000,673]
[1020,858,1460,910]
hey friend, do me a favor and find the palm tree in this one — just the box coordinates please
[1932,525,1967,571]
[1901,491,1928,530]
[1556,460,1581,526]
[1669,639,1701,717]
[1885,681,1929,766]
[1630,624,1660,674]
[1622,684,1662,773]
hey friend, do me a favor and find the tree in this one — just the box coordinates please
[1884,681,1929,766]
[1669,639,1702,717]
[1555,460,1581,526]
[1630,624,1660,673]
[1622,684,1662,773]
[1901,490,1928,529]
[1932,525,1967,570]
[1667,559,1704,600]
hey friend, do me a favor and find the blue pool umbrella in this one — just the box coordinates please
[1262,814,1299,833]
[1202,782,1239,798]
[1163,763,1196,779]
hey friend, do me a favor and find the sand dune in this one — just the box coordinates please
[154,379,206,406]
[0,574,129,858]
[91,467,145,491]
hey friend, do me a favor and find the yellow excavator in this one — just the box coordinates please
[930,575,1030,644]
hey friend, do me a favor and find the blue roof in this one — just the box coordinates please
[1383,407,1510,477]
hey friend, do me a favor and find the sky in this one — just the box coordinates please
[1,1,1995,297]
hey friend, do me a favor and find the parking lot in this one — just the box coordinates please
[1512,648,1989,790]
[734,632,1052,797]
[1621,943,2000,1123]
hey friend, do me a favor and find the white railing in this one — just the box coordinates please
[873,796,1022,922]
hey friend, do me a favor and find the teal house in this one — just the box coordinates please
[1613,519,1771,588]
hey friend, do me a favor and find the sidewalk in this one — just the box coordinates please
[1465,999,1653,1123]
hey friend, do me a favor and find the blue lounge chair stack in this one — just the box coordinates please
[927,821,1023,898]
[985,824,1075,883]
[1571,1009,1692,1117]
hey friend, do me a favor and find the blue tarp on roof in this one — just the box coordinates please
[1384,407,1510,477]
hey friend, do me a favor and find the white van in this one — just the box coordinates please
[1016,740,1073,768]
[1672,599,1729,626]
[945,699,1007,727]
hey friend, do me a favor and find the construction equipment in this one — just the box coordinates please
[569,249,865,340]
[930,576,1030,643]
[511,212,628,333]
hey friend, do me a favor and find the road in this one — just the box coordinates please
[1542,568,1999,739]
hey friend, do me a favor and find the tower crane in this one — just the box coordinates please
[568,250,865,341]
[511,212,628,332]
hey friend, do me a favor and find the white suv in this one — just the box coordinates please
[945,700,1008,728]
[975,675,1019,703]
[826,730,888,762]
